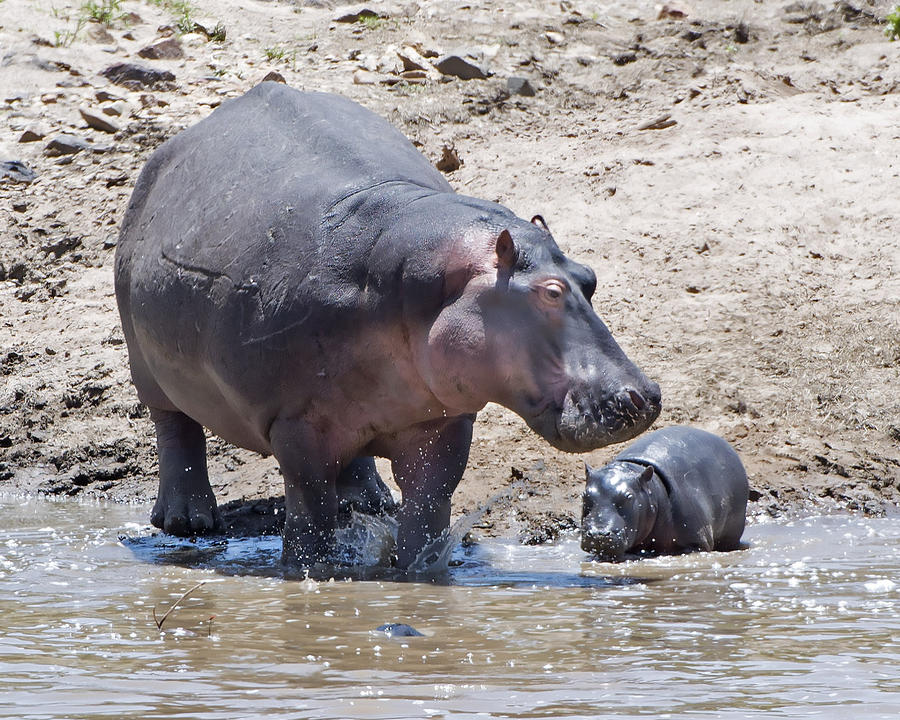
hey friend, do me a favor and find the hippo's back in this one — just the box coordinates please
[118,82,452,279]
[618,426,748,548]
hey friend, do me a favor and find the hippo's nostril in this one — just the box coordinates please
[627,389,646,411]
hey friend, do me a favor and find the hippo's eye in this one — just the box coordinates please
[537,279,567,307]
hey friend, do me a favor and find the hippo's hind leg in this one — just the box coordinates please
[149,408,220,535]
[337,456,398,517]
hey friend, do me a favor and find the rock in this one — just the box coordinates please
[507,76,536,96]
[44,134,92,156]
[42,236,82,258]
[657,3,689,20]
[435,54,488,80]
[637,113,678,130]
[613,52,638,65]
[352,69,382,85]
[101,101,130,117]
[87,22,115,44]
[398,45,436,73]
[0,160,36,184]
[139,93,168,108]
[545,31,565,44]
[18,126,46,143]
[95,89,124,103]
[435,145,461,173]
[79,107,119,133]
[335,7,382,23]
[375,623,424,638]
[260,70,286,83]
[101,62,175,89]
[138,38,184,60]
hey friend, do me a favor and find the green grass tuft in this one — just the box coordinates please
[886,5,900,41]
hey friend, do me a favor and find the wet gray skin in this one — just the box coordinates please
[115,83,661,571]
[582,426,749,561]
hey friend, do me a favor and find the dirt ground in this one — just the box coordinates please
[1,0,898,545]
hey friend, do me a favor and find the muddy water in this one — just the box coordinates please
[2,495,899,719]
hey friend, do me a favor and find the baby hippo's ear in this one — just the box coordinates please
[639,466,654,484]
[584,462,593,478]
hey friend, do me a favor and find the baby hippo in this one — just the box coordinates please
[582,426,748,561]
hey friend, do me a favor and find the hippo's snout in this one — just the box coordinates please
[553,380,661,453]
[581,525,628,561]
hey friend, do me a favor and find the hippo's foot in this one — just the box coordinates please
[337,456,398,517]
[150,408,220,536]
[151,491,220,536]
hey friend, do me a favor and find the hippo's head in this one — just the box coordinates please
[581,462,657,561]
[418,211,660,452]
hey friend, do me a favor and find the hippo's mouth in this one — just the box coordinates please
[527,387,660,453]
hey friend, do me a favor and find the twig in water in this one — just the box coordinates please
[152,581,206,631]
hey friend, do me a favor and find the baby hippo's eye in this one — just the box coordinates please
[537,279,567,307]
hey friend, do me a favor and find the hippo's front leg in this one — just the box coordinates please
[269,418,340,567]
[389,415,475,569]
[150,408,220,535]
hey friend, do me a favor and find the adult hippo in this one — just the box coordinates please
[115,82,661,569]
[581,426,748,561]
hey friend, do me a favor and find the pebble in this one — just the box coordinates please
[138,38,184,60]
[0,160,37,184]
[79,107,120,133]
[101,101,130,117]
[435,54,488,80]
[101,62,175,89]
[45,134,93,156]
[352,69,381,85]
[507,76,536,96]
[545,31,565,45]
[335,8,382,23]
[95,89,124,103]
[87,23,115,44]
[18,126,46,143]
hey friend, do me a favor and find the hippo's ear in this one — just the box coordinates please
[638,466,654,484]
[584,461,593,478]
[495,229,517,270]
[530,214,550,232]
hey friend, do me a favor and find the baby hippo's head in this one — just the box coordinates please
[581,462,656,561]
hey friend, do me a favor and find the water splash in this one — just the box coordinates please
[407,482,524,575]
[333,511,398,568]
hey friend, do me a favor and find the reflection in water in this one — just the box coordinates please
[2,495,899,719]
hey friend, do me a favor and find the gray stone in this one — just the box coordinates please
[138,38,184,60]
[0,160,37,184]
[45,134,92,156]
[335,7,382,23]
[18,126,46,143]
[101,62,175,88]
[95,89,124,103]
[507,76,536,96]
[80,107,120,133]
[102,101,129,117]
[435,54,488,80]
